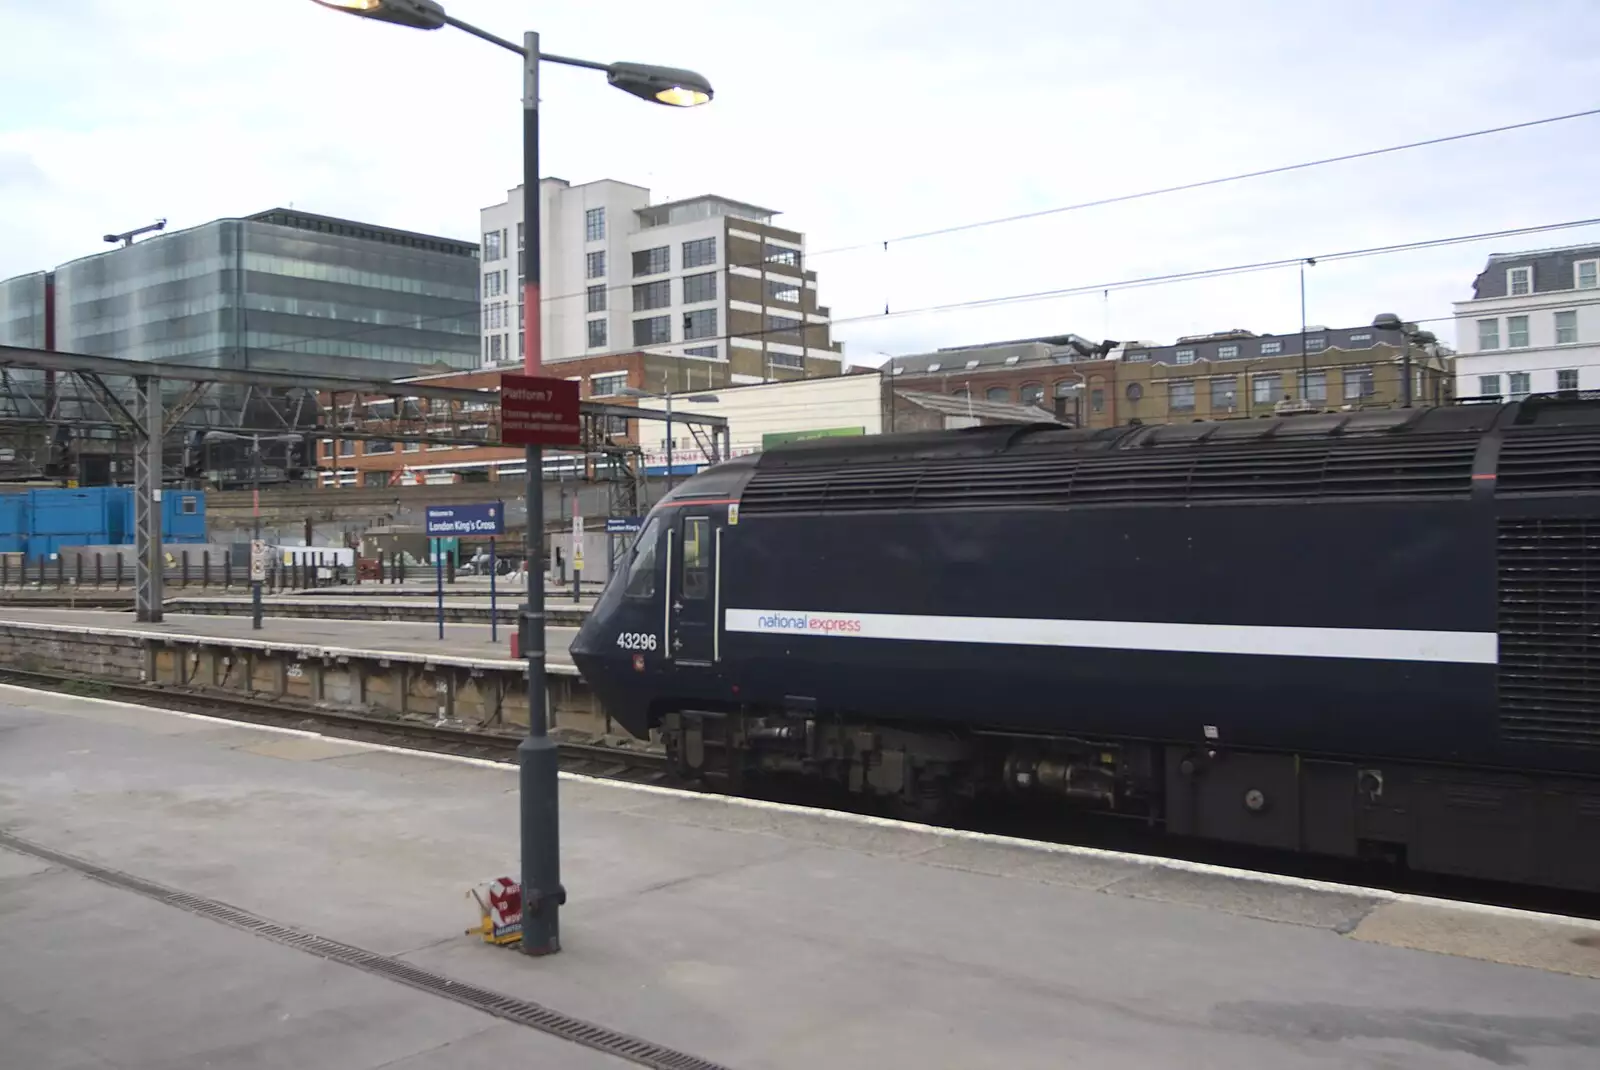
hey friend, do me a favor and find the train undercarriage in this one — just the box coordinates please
[659,705,1600,894]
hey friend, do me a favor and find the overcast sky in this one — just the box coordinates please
[4,0,1600,365]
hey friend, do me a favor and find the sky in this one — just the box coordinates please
[4,0,1600,365]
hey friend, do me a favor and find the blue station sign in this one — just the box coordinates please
[425,502,506,537]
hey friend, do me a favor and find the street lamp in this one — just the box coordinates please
[310,0,713,958]
[1372,313,1438,408]
[204,430,301,630]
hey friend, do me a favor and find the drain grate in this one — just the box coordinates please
[0,830,735,1070]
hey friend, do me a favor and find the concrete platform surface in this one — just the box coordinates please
[0,606,576,666]
[2,686,1599,1069]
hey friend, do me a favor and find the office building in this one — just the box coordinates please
[3,208,480,379]
[479,180,842,379]
[1453,243,1600,400]
[0,271,51,349]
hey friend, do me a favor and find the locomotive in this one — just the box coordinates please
[570,397,1600,893]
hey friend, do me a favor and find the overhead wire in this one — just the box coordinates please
[244,105,1600,359]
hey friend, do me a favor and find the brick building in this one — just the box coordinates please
[884,326,1454,429]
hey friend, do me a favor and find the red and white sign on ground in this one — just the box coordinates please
[499,374,581,447]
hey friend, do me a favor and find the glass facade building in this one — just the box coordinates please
[51,209,479,378]
[0,272,49,349]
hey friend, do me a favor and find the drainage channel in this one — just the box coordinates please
[0,830,735,1070]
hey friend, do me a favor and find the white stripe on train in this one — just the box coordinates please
[722,609,1499,665]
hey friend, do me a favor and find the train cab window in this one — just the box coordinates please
[623,517,662,598]
[681,517,710,600]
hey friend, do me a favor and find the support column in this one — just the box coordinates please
[134,375,164,623]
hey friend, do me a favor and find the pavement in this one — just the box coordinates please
[0,606,577,666]
[2,685,1599,1069]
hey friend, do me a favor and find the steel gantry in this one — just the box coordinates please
[0,345,729,621]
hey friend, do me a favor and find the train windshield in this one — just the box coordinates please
[624,516,662,598]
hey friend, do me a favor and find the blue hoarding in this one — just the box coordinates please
[425,502,505,537]
[605,516,645,534]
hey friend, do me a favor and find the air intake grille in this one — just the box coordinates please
[741,437,1480,514]
[1498,517,1600,748]
[1497,429,1600,494]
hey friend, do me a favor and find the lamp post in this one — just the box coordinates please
[1372,313,1438,408]
[309,0,713,958]
[205,430,300,630]
[1299,258,1316,408]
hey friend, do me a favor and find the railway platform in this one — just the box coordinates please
[2,686,1598,1069]
[0,605,576,665]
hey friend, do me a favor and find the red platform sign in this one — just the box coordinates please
[499,374,581,447]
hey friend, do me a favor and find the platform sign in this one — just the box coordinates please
[499,374,581,447]
[425,502,504,537]
[605,516,644,534]
[249,540,269,582]
[469,877,523,946]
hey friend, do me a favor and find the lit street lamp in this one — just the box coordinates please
[310,0,713,958]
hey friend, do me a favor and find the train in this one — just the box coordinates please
[569,396,1600,893]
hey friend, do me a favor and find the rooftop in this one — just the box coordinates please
[896,388,1064,425]
[637,194,779,229]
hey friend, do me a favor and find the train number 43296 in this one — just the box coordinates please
[616,632,658,651]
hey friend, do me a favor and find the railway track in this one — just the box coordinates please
[0,666,674,786]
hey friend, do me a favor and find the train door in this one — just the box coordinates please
[666,512,717,664]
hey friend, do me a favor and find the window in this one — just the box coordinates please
[1556,310,1578,345]
[1215,345,1238,360]
[516,222,524,249]
[484,271,503,297]
[587,319,607,348]
[965,359,980,369]
[1478,318,1500,350]
[1343,367,1374,400]
[926,363,942,372]
[1558,369,1580,393]
[1020,383,1044,406]
[1508,315,1529,348]
[180,495,199,515]
[366,439,394,454]
[1508,372,1531,401]
[518,303,524,328]
[1168,380,1195,411]
[1305,337,1326,352]
[586,251,606,279]
[683,308,717,340]
[1210,377,1237,410]
[986,386,1010,402]
[769,351,804,369]
[587,285,607,313]
[517,249,524,276]
[1259,341,1282,355]
[682,238,717,268]
[633,316,670,345]
[483,230,503,261]
[633,280,671,311]
[1508,266,1532,296]
[1478,374,1502,398]
[1348,332,1372,343]
[633,246,670,277]
[1090,389,1104,413]
[339,439,355,456]
[623,517,661,598]
[1298,371,1327,402]
[764,244,799,268]
[1579,260,1598,290]
[590,372,627,397]
[1053,380,1076,398]
[1253,373,1281,405]
[489,334,504,362]
[766,313,802,336]
[1128,352,1150,362]
[683,272,718,304]
[684,345,718,359]
[1176,348,1198,363]
[681,517,710,600]
[766,280,800,304]
[585,207,605,242]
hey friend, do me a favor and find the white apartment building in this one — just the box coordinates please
[1453,243,1600,401]
[478,180,842,378]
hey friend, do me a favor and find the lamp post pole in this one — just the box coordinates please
[308,0,713,959]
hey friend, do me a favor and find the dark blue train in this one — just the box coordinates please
[571,397,1600,892]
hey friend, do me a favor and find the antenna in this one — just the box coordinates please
[103,219,167,247]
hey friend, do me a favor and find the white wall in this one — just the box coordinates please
[636,375,881,470]
[1453,290,1600,397]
